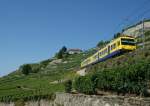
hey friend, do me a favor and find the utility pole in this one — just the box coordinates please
[142,18,145,48]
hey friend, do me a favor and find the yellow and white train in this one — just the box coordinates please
[81,36,136,68]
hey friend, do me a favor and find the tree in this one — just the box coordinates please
[61,46,67,53]
[114,33,121,39]
[57,50,63,59]
[97,40,109,48]
[97,40,104,47]
[21,64,32,75]
[74,76,95,94]
[56,46,68,59]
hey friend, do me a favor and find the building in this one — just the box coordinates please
[68,49,82,54]
[123,19,150,37]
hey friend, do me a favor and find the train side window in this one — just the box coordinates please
[111,43,116,49]
[111,44,115,50]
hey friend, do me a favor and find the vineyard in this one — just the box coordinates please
[0,31,150,103]
[0,50,95,103]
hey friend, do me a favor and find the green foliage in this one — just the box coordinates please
[61,46,67,53]
[145,31,150,37]
[57,51,63,59]
[30,64,41,73]
[114,33,121,39]
[94,65,148,95]
[74,76,95,94]
[136,30,150,44]
[97,40,109,48]
[56,46,68,59]
[0,50,92,102]
[20,64,32,75]
[40,59,53,68]
[0,37,149,103]
[64,80,72,93]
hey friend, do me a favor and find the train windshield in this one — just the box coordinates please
[121,38,135,46]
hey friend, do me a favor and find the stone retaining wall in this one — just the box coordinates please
[0,93,150,106]
[54,93,150,106]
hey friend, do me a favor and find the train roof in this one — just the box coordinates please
[120,35,135,38]
[109,35,135,44]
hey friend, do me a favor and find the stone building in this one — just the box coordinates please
[68,49,82,54]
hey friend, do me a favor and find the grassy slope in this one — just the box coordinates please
[0,49,95,101]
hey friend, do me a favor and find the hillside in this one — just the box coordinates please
[0,49,96,102]
[0,30,150,102]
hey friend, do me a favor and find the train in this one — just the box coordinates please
[81,36,136,68]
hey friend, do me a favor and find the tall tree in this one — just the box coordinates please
[61,46,67,53]
[114,33,121,39]
[97,40,104,47]
[56,46,67,59]
[21,64,32,75]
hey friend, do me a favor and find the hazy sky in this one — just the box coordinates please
[0,0,150,76]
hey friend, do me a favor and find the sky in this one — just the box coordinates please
[0,0,150,77]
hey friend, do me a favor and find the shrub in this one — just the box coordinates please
[97,40,109,48]
[57,50,63,59]
[145,31,150,37]
[64,80,72,93]
[74,76,95,94]
[74,59,150,96]
[31,64,41,73]
[40,59,52,68]
[94,60,150,95]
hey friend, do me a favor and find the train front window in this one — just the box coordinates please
[121,38,135,46]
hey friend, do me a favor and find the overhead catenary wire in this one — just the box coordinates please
[124,0,150,20]
[112,0,150,35]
